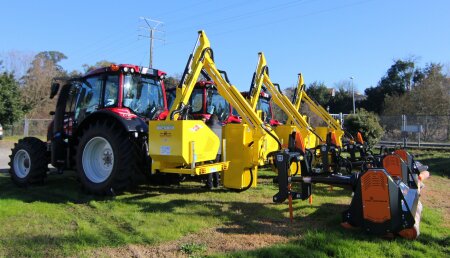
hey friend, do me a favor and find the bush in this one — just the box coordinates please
[344,108,383,147]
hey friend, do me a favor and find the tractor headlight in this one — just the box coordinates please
[123,67,129,72]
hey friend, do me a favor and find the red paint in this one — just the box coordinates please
[270,119,282,126]
[118,72,124,108]
[158,110,169,120]
[226,115,241,123]
[104,107,138,120]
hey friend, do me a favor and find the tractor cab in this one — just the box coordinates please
[167,81,240,123]
[240,89,280,126]
[51,64,168,137]
[83,64,168,121]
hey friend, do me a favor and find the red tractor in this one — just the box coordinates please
[9,64,169,194]
[167,81,240,124]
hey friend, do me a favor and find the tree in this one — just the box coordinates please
[384,63,449,115]
[328,86,353,114]
[383,63,450,140]
[21,51,67,117]
[305,81,332,107]
[0,50,34,80]
[82,60,115,73]
[344,108,383,147]
[163,75,181,90]
[362,58,422,114]
[0,69,24,126]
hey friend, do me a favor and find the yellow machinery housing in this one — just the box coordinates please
[148,120,228,175]
[149,31,281,190]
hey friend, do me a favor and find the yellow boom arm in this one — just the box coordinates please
[252,53,315,134]
[249,53,321,148]
[292,73,344,146]
[169,32,268,137]
[154,31,280,189]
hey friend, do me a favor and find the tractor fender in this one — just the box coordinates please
[75,110,148,139]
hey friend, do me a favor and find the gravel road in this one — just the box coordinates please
[0,142,13,172]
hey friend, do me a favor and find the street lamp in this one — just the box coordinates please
[350,76,355,114]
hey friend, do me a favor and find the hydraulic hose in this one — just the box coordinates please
[291,160,300,176]
[240,168,254,192]
[262,126,282,150]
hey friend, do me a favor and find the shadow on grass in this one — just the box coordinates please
[418,157,450,178]
[0,170,114,204]
[120,184,352,237]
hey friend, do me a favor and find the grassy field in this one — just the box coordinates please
[0,149,448,257]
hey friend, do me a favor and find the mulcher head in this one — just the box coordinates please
[342,168,422,239]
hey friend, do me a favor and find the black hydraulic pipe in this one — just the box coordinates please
[291,174,358,188]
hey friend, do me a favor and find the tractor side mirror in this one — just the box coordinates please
[50,83,60,99]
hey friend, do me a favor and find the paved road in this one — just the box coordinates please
[0,142,13,172]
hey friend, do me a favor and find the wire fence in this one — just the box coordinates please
[379,115,450,144]
[3,119,51,138]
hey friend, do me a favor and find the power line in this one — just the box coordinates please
[139,17,165,68]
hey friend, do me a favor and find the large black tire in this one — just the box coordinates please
[9,137,49,186]
[76,120,139,195]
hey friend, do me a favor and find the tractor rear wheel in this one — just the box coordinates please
[76,121,138,195]
[9,137,49,186]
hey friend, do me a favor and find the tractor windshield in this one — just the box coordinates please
[257,98,272,123]
[206,88,230,121]
[123,74,165,118]
[189,88,204,114]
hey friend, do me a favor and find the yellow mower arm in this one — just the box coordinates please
[169,32,267,136]
[156,31,281,189]
[249,53,321,149]
[292,73,344,146]
[252,53,316,134]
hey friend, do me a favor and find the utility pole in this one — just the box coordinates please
[350,76,355,114]
[139,17,164,68]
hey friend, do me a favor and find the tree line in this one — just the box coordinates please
[0,51,115,127]
[1,51,449,132]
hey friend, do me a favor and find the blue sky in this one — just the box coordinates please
[1,0,449,93]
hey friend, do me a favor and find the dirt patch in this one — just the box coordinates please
[90,226,289,258]
[419,176,450,227]
[0,144,13,172]
[0,141,14,149]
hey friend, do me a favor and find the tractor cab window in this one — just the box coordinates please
[206,88,230,121]
[232,107,239,117]
[166,89,176,110]
[75,75,102,122]
[189,88,204,113]
[103,75,119,108]
[123,74,165,118]
[257,98,272,124]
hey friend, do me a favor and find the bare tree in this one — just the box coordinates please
[21,51,67,118]
[0,50,34,80]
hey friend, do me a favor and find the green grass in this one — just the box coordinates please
[216,205,449,258]
[219,150,450,258]
[0,170,283,257]
[0,151,448,257]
